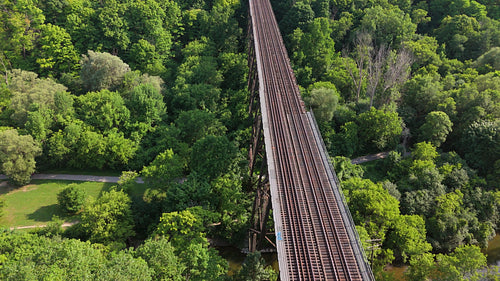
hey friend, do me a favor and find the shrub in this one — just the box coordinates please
[57,184,86,214]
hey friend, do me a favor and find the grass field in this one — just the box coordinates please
[0,179,145,228]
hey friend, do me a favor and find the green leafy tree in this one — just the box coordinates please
[0,129,41,186]
[234,251,273,281]
[331,121,359,157]
[289,17,336,82]
[412,141,439,162]
[279,1,314,37]
[386,215,432,263]
[341,177,400,242]
[80,51,130,92]
[125,82,166,127]
[95,251,153,281]
[473,46,500,72]
[435,15,481,60]
[357,5,416,48]
[135,237,184,281]
[427,190,475,252]
[305,87,340,122]
[32,23,79,76]
[64,0,100,53]
[419,111,453,147]
[357,107,403,152]
[57,184,87,214]
[7,69,67,127]
[459,120,500,175]
[155,210,228,281]
[332,156,364,181]
[175,109,226,145]
[165,172,212,211]
[80,189,135,245]
[405,245,488,281]
[402,74,445,120]
[142,149,184,190]
[190,135,237,181]
[0,0,45,68]
[76,89,130,132]
[96,0,130,52]
[204,2,241,53]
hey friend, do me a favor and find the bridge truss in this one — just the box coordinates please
[247,0,375,279]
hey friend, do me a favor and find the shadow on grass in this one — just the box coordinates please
[27,204,65,222]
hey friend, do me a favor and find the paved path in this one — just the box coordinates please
[0,174,143,183]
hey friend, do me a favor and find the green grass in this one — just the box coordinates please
[0,179,146,228]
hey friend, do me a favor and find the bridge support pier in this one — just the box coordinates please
[247,23,274,252]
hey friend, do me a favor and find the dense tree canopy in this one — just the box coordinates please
[0,0,499,278]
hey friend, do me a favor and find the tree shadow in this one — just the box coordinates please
[27,204,65,222]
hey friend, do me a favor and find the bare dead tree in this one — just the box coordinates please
[366,45,388,108]
[380,48,413,105]
[343,32,372,103]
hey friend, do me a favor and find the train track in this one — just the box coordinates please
[249,0,368,279]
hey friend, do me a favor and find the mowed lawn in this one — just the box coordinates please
[0,179,145,228]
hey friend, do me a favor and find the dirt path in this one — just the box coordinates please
[9,221,80,230]
[350,151,390,164]
[0,174,143,183]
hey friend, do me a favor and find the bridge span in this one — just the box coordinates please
[247,0,375,279]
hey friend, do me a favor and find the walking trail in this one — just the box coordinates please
[9,221,80,231]
[0,174,143,183]
[350,151,390,164]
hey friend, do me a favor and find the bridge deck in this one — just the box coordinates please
[248,0,374,279]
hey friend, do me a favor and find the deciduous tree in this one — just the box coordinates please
[80,189,135,245]
[0,129,41,186]
[80,51,130,92]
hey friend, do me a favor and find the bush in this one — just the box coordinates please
[57,184,86,214]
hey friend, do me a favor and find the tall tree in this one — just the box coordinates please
[357,107,403,152]
[80,51,130,92]
[80,189,135,245]
[419,111,453,147]
[0,129,41,186]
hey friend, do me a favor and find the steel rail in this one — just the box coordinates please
[249,0,369,279]
[253,1,313,278]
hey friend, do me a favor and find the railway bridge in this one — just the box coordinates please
[246,0,375,279]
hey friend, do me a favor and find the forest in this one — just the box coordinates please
[0,0,499,280]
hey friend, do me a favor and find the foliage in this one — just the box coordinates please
[1,0,499,278]
[80,50,130,92]
[57,183,86,214]
[80,189,135,245]
[135,237,183,281]
[190,135,237,180]
[141,149,184,190]
[356,107,403,152]
[155,210,228,280]
[234,251,276,281]
[419,111,453,147]
[305,87,339,122]
[405,245,488,281]
[386,214,432,262]
[6,69,68,127]
[0,231,154,281]
[0,129,42,186]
